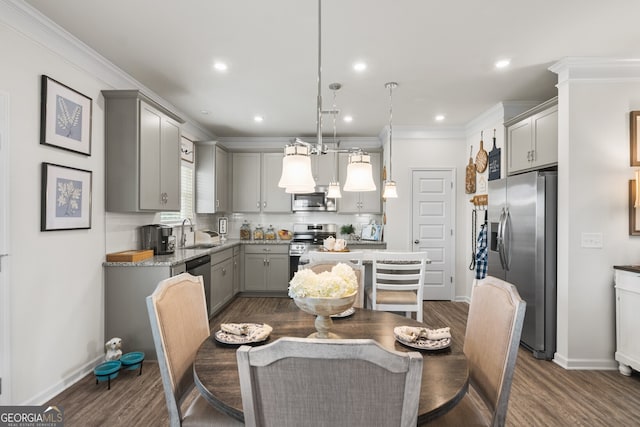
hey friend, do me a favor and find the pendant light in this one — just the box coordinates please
[327,83,342,198]
[343,150,376,191]
[382,82,398,199]
[278,143,316,194]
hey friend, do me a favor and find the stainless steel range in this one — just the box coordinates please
[288,223,337,279]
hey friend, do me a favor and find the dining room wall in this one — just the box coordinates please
[550,58,640,369]
[0,1,213,404]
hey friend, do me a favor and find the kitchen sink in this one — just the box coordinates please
[183,243,217,249]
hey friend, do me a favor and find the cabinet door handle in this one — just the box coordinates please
[531,149,536,161]
[216,199,220,208]
[267,259,270,266]
[263,202,267,208]
[414,240,419,244]
[263,259,267,266]
[222,268,226,275]
[257,201,260,208]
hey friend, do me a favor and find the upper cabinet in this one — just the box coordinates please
[506,97,558,175]
[337,152,382,214]
[196,144,230,213]
[311,152,337,187]
[232,152,291,213]
[103,90,184,212]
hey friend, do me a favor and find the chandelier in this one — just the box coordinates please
[277,0,376,194]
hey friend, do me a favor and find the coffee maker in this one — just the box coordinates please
[140,224,176,255]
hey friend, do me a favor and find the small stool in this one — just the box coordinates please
[120,351,145,376]
[94,360,121,390]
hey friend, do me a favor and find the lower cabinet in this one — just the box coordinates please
[243,244,289,293]
[211,248,235,314]
[104,263,185,360]
[614,268,640,376]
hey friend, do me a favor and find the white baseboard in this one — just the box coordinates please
[553,352,618,370]
[22,355,104,405]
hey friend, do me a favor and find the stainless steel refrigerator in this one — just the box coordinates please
[488,170,557,359]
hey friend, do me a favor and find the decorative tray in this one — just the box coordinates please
[318,247,350,252]
[214,323,271,345]
[331,307,355,318]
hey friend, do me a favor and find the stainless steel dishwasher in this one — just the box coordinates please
[185,254,212,316]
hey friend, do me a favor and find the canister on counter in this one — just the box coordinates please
[253,224,264,240]
[240,220,251,240]
[265,225,276,240]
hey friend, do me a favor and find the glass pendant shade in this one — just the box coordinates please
[382,180,398,199]
[327,181,342,198]
[278,145,316,192]
[343,153,376,192]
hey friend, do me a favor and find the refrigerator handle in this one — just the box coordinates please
[497,207,507,270]
[502,208,511,270]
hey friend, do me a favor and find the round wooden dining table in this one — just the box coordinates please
[193,308,469,425]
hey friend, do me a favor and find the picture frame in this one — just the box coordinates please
[41,162,92,231]
[630,111,640,166]
[629,180,640,235]
[40,75,92,155]
[180,137,194,163]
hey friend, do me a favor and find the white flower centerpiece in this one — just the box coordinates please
[288,263,358,339]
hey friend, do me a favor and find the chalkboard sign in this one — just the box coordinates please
[488,131,501,181]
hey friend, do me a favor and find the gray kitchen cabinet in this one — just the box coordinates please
[506,97,558,175]
[232,152,291,213]
[210,248,234,314]
[233,245,241,294]
[337,151,382,213]
[311,152,337,186]
[104,263,184,359]
[103,90,184,212]
[243,245,289,293]
[196,143,230,213]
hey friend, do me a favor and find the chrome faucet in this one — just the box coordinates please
[180,218,194,248]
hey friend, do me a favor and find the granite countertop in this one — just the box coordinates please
[104,238,388,268]
[103,238,290,267]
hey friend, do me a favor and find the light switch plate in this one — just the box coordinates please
[581,232,603,248]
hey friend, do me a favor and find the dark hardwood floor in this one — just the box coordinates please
[47,297,640,426]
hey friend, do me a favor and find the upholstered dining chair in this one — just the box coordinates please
[147,273,242,427]
[428,276,526,427]
[301,261,365,308]
[236,337,423,427]
[366,251,428,322]
[307,250,364,266]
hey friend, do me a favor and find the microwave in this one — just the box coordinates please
[291,187,336,212]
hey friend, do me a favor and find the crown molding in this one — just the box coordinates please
[550,57,640,85]
[1,0,215,141]
[218,136,381,151]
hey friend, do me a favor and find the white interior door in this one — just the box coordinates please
[0,92,10,403]
[411,169,455,300]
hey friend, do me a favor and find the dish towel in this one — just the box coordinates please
[475,223,488,279]
[394,326,451,342]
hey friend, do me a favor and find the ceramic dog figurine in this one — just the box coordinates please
[105,337,122,361]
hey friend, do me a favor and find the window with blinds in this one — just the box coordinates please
[160,160,194,223]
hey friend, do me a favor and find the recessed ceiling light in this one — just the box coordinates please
[213,62,228,72]
[353,62,367,72]
[495,59,511,69]
[343,115,353,123]
[200,110,210,115]
[435,114,445,122]
[254,115,264,123]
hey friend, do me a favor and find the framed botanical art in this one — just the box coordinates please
[40,75,92,155]
[41,162,92,231]
[631,111,640,166]
[629,180,640,236]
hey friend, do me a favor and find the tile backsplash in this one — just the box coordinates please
[106,211,383,253]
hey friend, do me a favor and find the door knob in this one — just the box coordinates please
[414,240,419,244]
